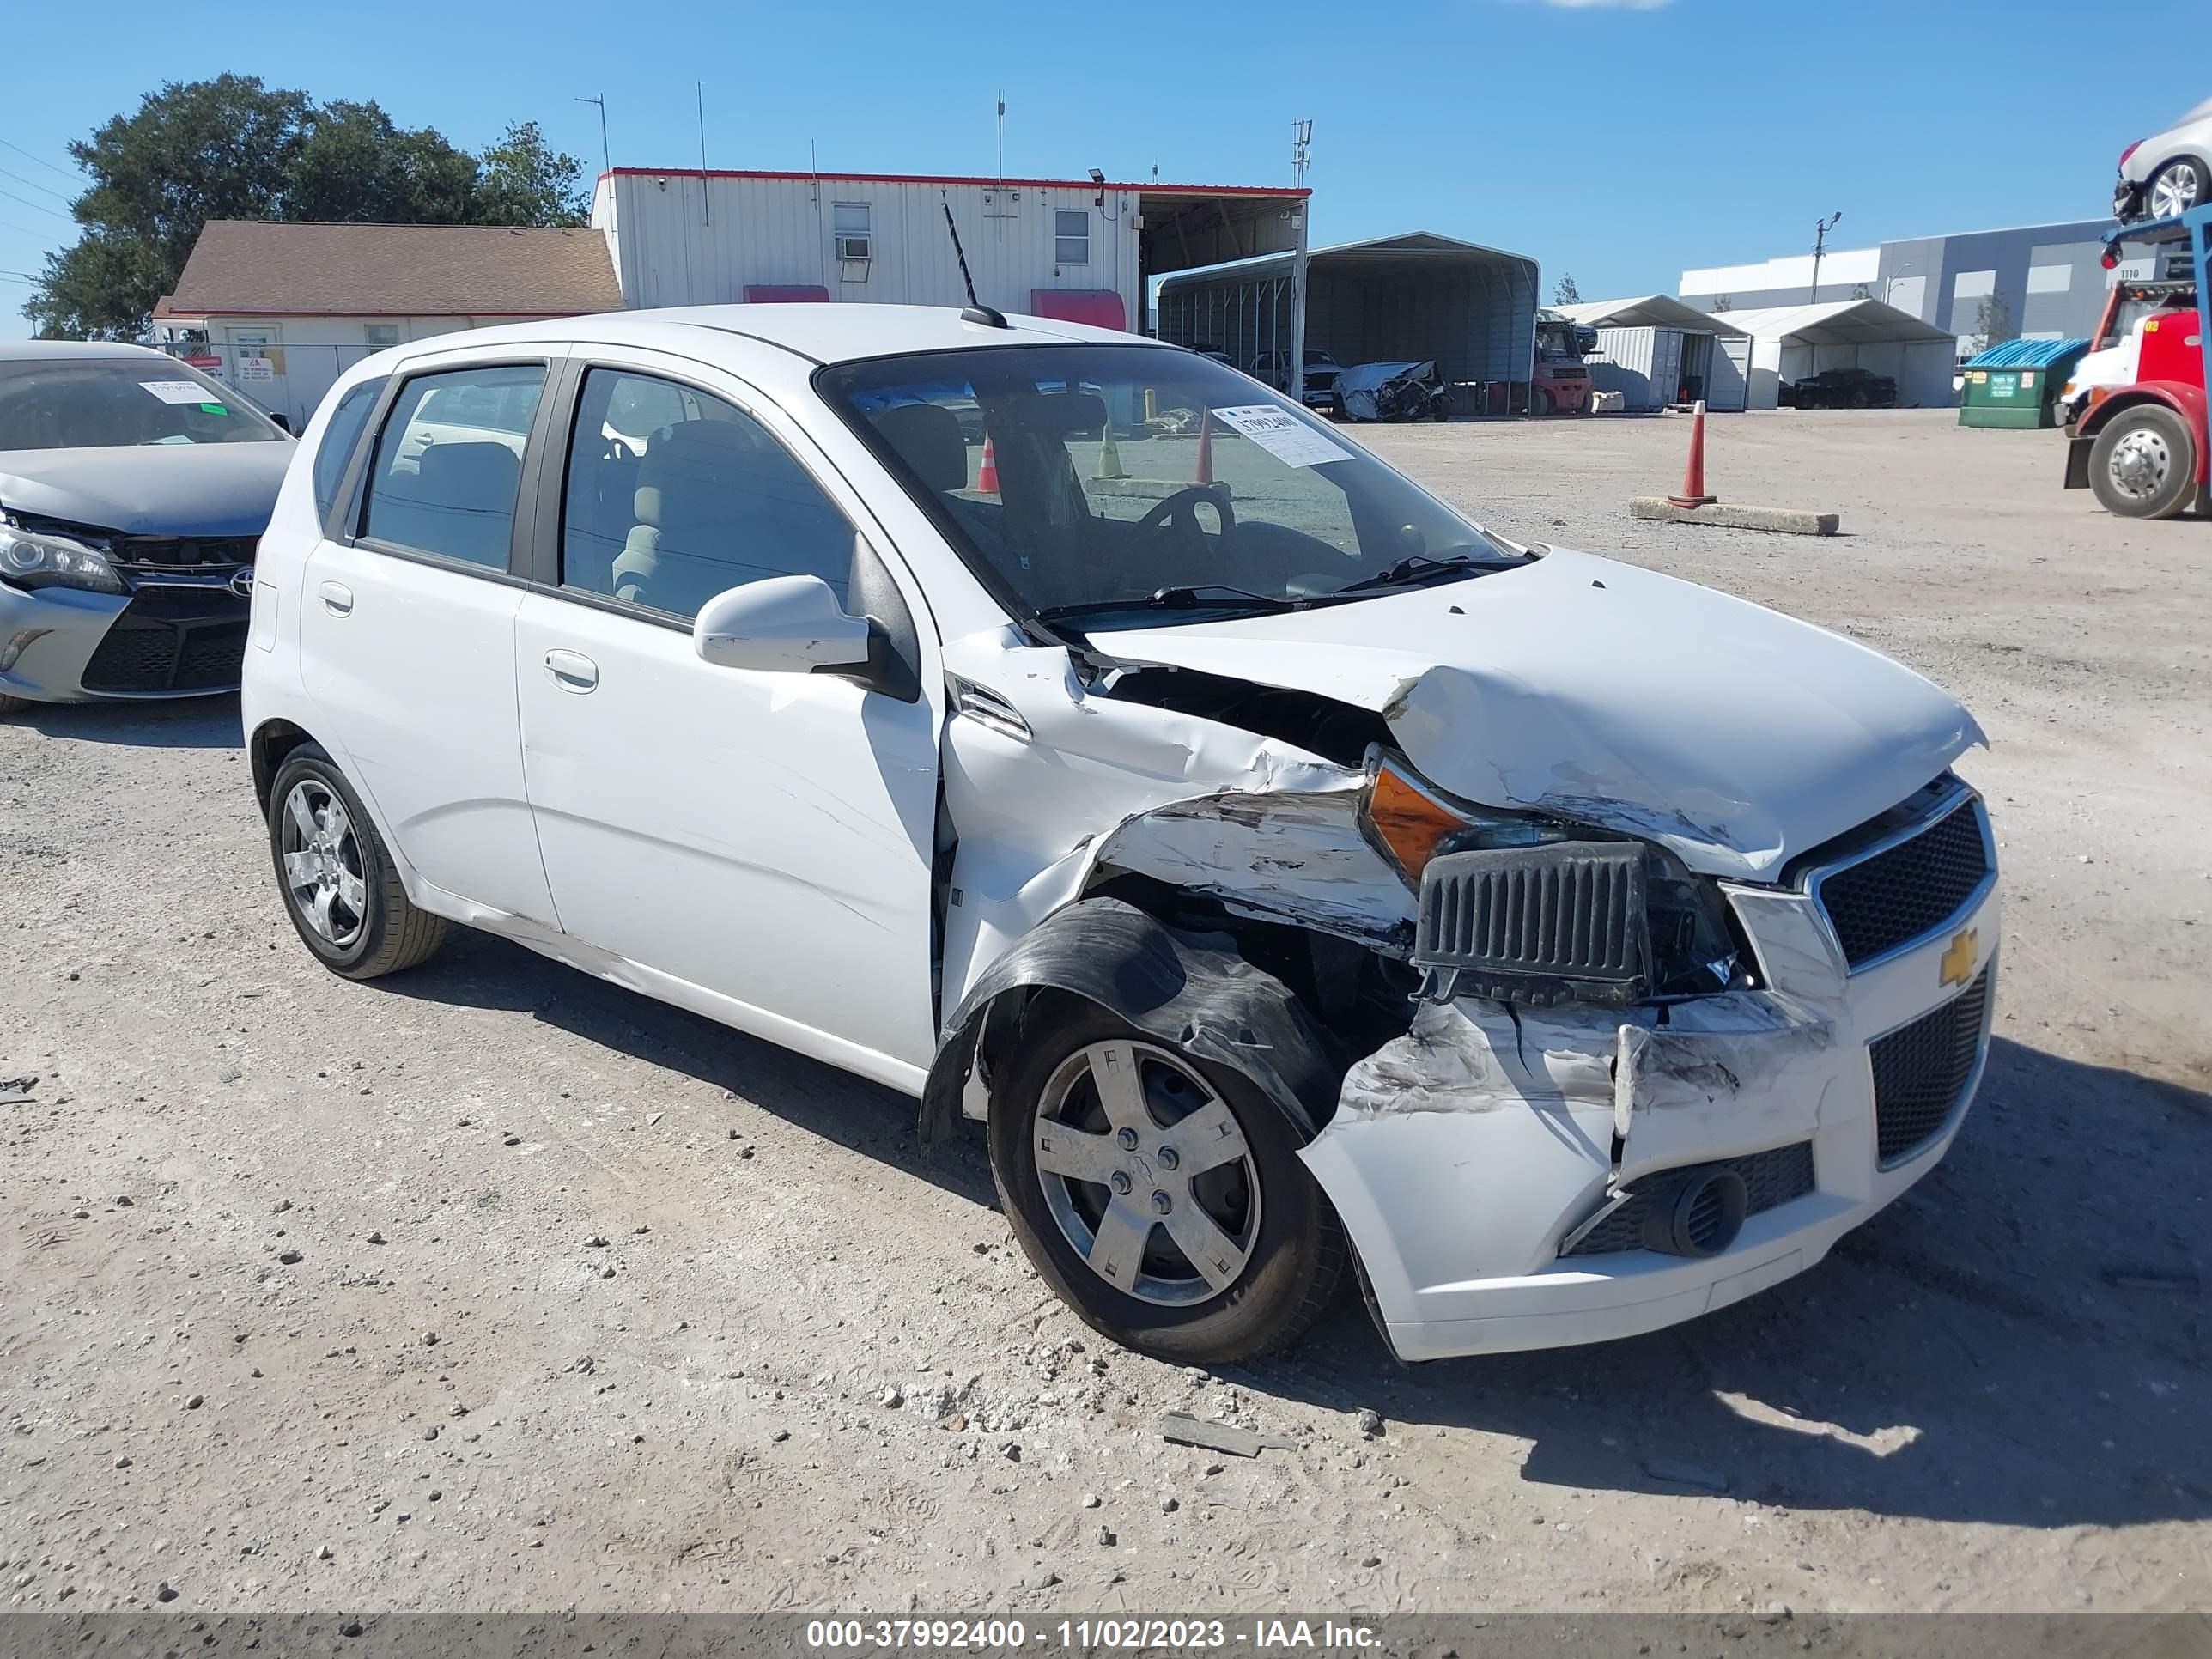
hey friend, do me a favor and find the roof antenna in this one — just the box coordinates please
[943,197,1006,327]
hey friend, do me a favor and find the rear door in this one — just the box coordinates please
[511,347,945,1085]
[297,352,561,927]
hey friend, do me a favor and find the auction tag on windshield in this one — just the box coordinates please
[1209,404,1351,468]
[142,380,215,404]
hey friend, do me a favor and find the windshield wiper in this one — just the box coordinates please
[1039,583,1301,622]
[1330,550,1517,596]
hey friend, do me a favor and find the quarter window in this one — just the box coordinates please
[559,368,854,622]
[312,376,387,526]
[361,363,544,569]
[1054,210,1090,267]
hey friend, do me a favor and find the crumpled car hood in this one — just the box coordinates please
[0,441,295,538]
[1093,547,1984,881]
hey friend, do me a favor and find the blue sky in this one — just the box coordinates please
[4,0,2200,338]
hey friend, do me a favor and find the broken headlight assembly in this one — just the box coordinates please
[1360,752,1743,1007]
[0,510,125,595]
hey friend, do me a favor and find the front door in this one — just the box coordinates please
[514,355,943,1085]
[299,356,560,927]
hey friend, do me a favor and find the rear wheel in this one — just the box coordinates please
[267,744,447,980]
[2148,156,2209,220]
[2087,405,2198,520]
[989,1000,1343,1365]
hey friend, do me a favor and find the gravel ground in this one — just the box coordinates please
[1,409,2205,1618]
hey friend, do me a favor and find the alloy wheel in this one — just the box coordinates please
[2106,425,2172,503]
[1031,1040,1262,1307]
[2150,162,2203,219]
[279,779,368,949]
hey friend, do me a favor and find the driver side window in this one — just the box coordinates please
[559,368,854,622]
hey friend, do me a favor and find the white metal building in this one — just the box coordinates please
[1554,295,1750,412]
[1715,299,1960,409]
[591,167,1308,335]
[1154,232,1540,402]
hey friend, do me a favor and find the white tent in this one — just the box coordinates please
[1712,299,1960,410]
[1556,296,1751,412]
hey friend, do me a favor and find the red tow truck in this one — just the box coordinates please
[2065,203,2212,518]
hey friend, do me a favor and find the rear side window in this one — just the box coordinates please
[558,367,854,621]
[312,377,386,526]
[362,364,544,569]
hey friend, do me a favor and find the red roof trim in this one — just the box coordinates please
[600,166,1307,199]
[151,308,600,320]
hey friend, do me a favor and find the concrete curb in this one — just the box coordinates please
[1631,499,1839,536]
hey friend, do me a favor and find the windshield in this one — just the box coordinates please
[0,358,288,451]
[817,344,1521,627]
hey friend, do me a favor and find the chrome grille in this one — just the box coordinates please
[1870,966,1991,1166]
[1564,1141,1816,1257]
[1814,798,1990,969]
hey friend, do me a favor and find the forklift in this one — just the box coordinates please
[2064,202,2212,518]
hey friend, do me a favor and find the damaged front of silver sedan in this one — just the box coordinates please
[823,337,1998,1367]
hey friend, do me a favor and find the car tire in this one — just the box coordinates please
[2087,405,2197,520]
[1531,387,1555,417]
[267,743,447,980]
[1848,387,1871,410]
[0,692,31,715]
[988,997,1344,1366]
[2147,155,2209,220]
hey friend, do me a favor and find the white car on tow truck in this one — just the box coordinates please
[243,302,1998,1364]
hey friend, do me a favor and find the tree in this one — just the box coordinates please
[26,79,593,337]
[1973,292,2015,349]
[1552,272,1581,305]
[470,122,588,228]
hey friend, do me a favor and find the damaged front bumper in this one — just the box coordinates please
[1298,872,1999,1362]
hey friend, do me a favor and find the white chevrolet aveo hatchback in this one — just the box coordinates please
[243,303,1999,1365]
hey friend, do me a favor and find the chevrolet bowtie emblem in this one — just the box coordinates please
[1939,927,1978,989]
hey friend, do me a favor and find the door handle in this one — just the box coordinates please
[544,648,599,692]
[318,581,354,616]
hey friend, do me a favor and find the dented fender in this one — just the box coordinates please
[920,896,1340,1143]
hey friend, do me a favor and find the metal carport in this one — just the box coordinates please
[1717,299,1961,410]
[1156,231,1539,398]
[1556,295,1752,412]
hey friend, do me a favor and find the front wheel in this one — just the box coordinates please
[2148,155,2208,220]
[2087,405,2198,520]
[1530,387,1555,417]
[267,744,448,979]
[0,692,31,715]
[989,1000,1343,1365]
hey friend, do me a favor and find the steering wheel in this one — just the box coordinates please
[1136,483,1237,559]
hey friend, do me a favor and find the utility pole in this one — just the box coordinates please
[1810,210,1843,303]
[696,82,710,228]
[574,95,609,175]
[1286,118,1313,405]
[996,94,1006,187]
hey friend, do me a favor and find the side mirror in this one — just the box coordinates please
[693,574,872,675]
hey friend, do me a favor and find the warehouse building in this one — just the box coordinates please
[1713,299,1960,410]
[1554,295,1750,412]
[590,166,1307,334]
[1155,231,1540,409]
[1680,216,2124,362]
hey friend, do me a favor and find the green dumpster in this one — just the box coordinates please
[1958,337,2090,428]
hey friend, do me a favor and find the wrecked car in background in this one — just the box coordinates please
[1334,360,1452,422]
[0,341,294,714]
[244,306,1998,1366]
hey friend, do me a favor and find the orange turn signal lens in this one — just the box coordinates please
[1363,758,1476,884]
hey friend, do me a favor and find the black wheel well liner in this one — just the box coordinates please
[919,896,1342,1145]
[249,719,318,811]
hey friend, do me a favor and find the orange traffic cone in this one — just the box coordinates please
[1668,400,1716,507]
[1194,408,1214,485]
[977,434,1000,495]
